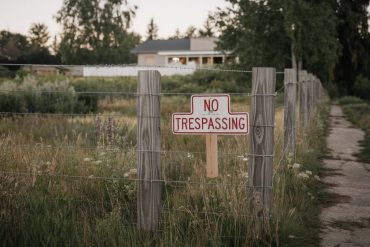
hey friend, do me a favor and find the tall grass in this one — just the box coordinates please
[0,76,328,246]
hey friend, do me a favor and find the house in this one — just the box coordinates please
[21,65,83,77]
[131,37,227,66]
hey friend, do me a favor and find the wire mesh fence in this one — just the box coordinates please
[0,64,324,245]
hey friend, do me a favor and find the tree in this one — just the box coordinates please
[28,23,50,48]
[198,15,216,37]
[146,18,159,40]
[169,28,182,39]
[335,0,370,95]
[55,0,140,64]
[0,31,29,61]
[215,0,339,83]
[216,0,290,71]
[184,26,197,38]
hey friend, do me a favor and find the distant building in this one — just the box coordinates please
[131,37,227,66]
[21,65,83,77]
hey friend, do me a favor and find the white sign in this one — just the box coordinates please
[172,94,249,135]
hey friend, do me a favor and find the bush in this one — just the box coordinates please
[353,74,370,100]
[0,75,83,113]
[338,96,364,105]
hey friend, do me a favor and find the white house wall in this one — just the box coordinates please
[138,54,166,66]
[82,65,196,77]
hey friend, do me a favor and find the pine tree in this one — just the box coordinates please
[146,18,159,40]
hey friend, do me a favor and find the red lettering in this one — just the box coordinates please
[202,118,207,129]
[231,117,238,129]
[189,118,194,130]
[208,118,214,129]
[211,99,219,111]
[175,117,181,130]
[215,117,221,129]
[194,118,201,129]
[222,118,228,129]
[239,118,246,130]
[204,99,211,111]
[182,118,188,130]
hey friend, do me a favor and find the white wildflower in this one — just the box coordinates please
[243,157,248,161]
[227,174,231,178]
[288,235,295,239]
[129,168,137,175]
[292,163,301,169]
[99,152,106,156]
[314,175,320,181]
[240,172,249,179]
[88,175,94,179]
[46,161,51,165]
[297,172,309,178]
[124,173,129,178]
[305,170,312,176]
[83,158,91,162]
[94,160,103,165]
[187,152,194,159]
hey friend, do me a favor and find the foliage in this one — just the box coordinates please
[215,0,343,85]
[339,96,370,163]
[146,18,158,40]
[335,0,370,95]
[0,87,330,246]
[28,23,50,48]
[55,0,140,64]
[0,75,96,113]
[353,75,370,100]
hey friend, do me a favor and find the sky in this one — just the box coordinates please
[0,0,229,40]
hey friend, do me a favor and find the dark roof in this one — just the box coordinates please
[131,39,190,53]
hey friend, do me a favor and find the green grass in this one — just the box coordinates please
[0,76,329,246]
[339,96,370,163]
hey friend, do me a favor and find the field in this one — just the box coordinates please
[0,74,328,246]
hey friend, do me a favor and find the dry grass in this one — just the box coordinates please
[0,93,329,246]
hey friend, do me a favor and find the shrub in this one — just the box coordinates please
[0,75,78,113]
[353,74,370,100]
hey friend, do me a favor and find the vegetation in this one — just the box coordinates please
[339,96,370,162]
[0,76,329,246]
[214,0,370,97]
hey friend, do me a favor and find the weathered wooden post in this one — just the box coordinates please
[299,70,308,128]
[248,67,276,213]
[306,73,313,120]
[137,70,161,231]
[283,69,297,157]
[206,135,218,178]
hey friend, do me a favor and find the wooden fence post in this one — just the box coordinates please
[283,69,297,157]
[137,70,161,231]
[248,67,276,213]
[299,70,308,128]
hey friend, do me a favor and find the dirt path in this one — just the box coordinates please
[320,105,370,247]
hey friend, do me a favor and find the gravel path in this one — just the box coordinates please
[320,105,370,247]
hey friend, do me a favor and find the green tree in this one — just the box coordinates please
[198,15,216,37]
[0,31,29,61]
[216,0,339,83]
[216,0,290,71]
[146,18,159,40]
[335,0,370,95]
[169,28,182,39]
[28,23,50,48]
[184,26,197,38]
[55,0,140,64]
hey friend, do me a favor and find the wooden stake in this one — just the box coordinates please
[137,70,161,231]
[248,67,276,213]
[206,135,218,178]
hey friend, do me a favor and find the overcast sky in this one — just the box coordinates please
[0,0,229,40]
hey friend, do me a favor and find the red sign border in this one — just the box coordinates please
[172,94,249,135]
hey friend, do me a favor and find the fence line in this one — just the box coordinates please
[0,65,324,237]
[0,62,286,74]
